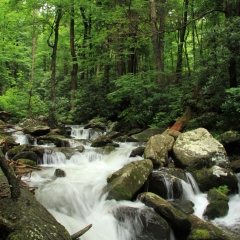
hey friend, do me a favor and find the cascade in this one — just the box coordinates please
[22,131,148,239]
[12,125,239,239]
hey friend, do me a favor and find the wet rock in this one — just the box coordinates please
[169,199,194,214]
[147,171,183,199]
[203,188,229,220]
[113,205,170,240]
[17,159,36,167]
[54,168,66,177]
[138,192,191,239]
[91,135,112,147]
[130,146,145,158]
[105,159,153,201]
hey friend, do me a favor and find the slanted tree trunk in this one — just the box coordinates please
[47,7,62,104]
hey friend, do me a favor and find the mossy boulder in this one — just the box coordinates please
[138,192,191,238]
[105,159,153,201]
[169,199,194,214]
[7,144,31,159]
[144,134,174,167]
[36,134,67,147]
[91,135,112,147]
[187,214,231,240]
[17,159,36,167]
[203,188,229,220]
[131,128,165,142]
[12,151,39,163]
[0,170,71,240]
[191,166,238,192]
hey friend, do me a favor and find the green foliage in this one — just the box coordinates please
[0,87,47,123]
[108,72,183,127]
[221,88,240,115]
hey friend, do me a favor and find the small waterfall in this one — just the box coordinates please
[185,171,201,195]
[12,131,29,144]
[162,175,174,200]
[66,125,104,140]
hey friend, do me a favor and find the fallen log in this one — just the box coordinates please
[71,224,92,240]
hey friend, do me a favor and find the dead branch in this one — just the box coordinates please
[71,224,92,240]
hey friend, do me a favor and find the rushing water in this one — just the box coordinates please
[16,125,240,239]
[23,126,148,240]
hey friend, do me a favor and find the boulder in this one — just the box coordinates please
[144,134,174,167]
[191,166,238,192]
[230,159,240,173]
[7,144,31,159]
[113,206,170,240]
[173,128,230,171]
[24,126,50,136]
[169,199,194,214]
[138,192,191,238]
[91,135,112,147]
[54,168,66,177]
[132,128,165,142]
[217,130,240,156]
[203,188,229,220]
[12,151,39,163]
[84,118,106,130]
[187,214,231,240]
[147,171,183,199]
[37,134,68,147]
[105,159,153,201]
[130,146,145,158]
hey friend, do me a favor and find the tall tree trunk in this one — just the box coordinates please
[150,0,165,85]
[70,1,78,110]
[225,0,239,87]
[47,8,62,104]
[28,6,37,118]
[176,0,189,83]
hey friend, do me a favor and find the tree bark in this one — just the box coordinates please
[150,0,165,85]
[70,0,78,110]
[176,0,189,82]
[47,8,62,104]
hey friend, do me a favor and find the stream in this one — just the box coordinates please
[12,125,240,239]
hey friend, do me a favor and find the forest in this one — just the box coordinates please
[0,0,240,133]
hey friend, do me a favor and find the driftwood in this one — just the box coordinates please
[71,224,92,240]
[0,124,15,129]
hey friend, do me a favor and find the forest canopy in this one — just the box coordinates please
[0,0,240,132]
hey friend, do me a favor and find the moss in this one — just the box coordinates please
[191,229,210,239]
